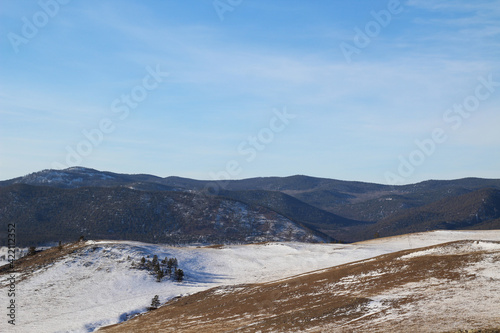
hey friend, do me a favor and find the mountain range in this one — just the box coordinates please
[1,167,500,246]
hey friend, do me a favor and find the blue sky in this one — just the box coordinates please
[1,0,499,184]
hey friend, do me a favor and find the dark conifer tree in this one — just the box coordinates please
[167,258,174,270]
[151,295,160,309]
[174,268,184,282]
[28,246,36,256]
[156,269,164,282]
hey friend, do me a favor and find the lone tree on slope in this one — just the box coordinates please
[28,246,36,256]
[151,295,160,309]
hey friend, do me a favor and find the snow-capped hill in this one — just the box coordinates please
[0,167,121,188]
[0,167,184,193]
[1,230,499,333]
[101,236,500,333]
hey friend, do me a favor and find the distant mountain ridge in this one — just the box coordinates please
[3,167,500,195]
[0,183,328,246]
[362,188,500,238]
[1,167,499,245]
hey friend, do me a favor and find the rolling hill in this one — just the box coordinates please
[0,184,326,246]
[1,167,500,245]
[99,237,500,333]
[2,231,498,332]
[366,188,500,238]
[217,189,371,241]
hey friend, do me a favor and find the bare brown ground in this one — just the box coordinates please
[99,240,500,333]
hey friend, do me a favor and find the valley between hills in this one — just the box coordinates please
[1,167,500,246]
[1,168,500,332]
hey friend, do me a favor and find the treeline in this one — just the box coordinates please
[134,254,184,282]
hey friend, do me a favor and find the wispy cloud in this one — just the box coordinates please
[0,0,498,182]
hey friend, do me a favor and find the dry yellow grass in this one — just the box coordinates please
[99,240,500,332]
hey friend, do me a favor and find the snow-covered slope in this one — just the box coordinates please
[3,167,117,187]
[104,238,500,333]
[1,230,500,333]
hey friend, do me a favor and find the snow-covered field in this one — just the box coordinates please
[1,230,500,333]
[0,248,29,266]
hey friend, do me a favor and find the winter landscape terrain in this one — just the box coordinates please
[1,168,500,332]
[2,167,500,246]
[3,0,499,331]
[1,230,500,332]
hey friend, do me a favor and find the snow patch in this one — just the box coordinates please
[1,231,500,332]
[399,240,500,260]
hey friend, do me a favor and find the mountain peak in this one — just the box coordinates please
[64,166,99,173]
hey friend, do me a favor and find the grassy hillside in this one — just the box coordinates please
[100,239,500,333]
